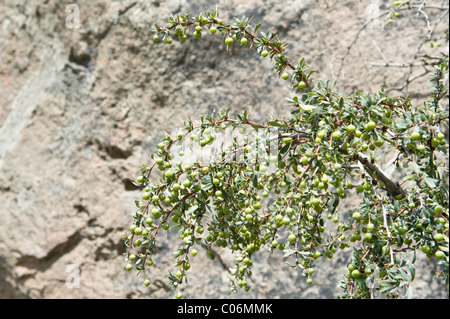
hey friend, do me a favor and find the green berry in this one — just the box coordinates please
[434,205,444,214]
[151,208,161,219]
[144,280,150,287]
[417,144,426,152]
[193,30,202,38]
[269,155,278,163]
[282,216,291,226]
[431,138,440,147]
[364,233,373,242]
[157,142,165,150]
[346,124,356,134]
[421,244,431,254]
[175,27,184,36]
[240,37,248,46]
[164,170,174,179]
[282,72,289,80]
[434,233,445,242]
[165,37,173,44]
[125,264,133,271]
[142,192,150,200]
[261,50,269,57]
[374,138,384,147]
[365,121,376,132]
[208,250,215,260]
[301,156,309,166]
[352,212,362,221]
[183,179,191,188]
[435,250,445,259]
[134,227,143,235]
[298,81,307,90]
[332,131,342,140]
[410,131,421,141]
[210,26,217,34]
[153,34,159,42]
[436,132,445,141]
[356,184,364,193]
[311,197,321,206]
[225,37,233,46]
[288,234,296,243]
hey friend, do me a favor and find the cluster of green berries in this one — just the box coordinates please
[127,10,450,299]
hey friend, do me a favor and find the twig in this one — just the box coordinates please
[379,198,395,266]
[357,153,406,198]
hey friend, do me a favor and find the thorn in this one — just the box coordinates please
[247,14,256,26]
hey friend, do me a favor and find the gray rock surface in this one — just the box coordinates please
[0,0,448,298]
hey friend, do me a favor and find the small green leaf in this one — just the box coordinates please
[438,245,449,252]
[283,249,297,258]
[406,285,414,299]
[423,176,438,188]
[408,162,421,174]
[407,261,415,281]
[254,23,261,34]
[267,120,287,127]
[298,100,318,111]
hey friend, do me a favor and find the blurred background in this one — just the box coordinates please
[0,0,448,298]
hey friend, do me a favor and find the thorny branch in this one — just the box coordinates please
[331,1,449,93]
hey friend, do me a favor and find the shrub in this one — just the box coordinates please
[123,7,449,299]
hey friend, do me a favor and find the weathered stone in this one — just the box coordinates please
[0,0,447,299]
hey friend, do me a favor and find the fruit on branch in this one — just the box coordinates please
[132,9,450,300]
[225,37,234,46]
